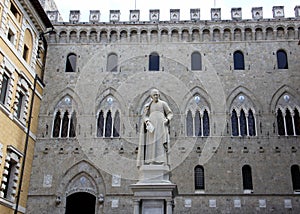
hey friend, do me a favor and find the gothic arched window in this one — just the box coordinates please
[53,111,61,137]
[203,110,210,136]
[240,109,247,136]
[194,165,204,190]
[107,53,118,72]
[191,52,202,71]
[277,50,288,69]
[233,51,245,70]
[61,111,69,138]
[105,110,112,137]
[195,110,201,136]
[294,108,300,135]
[186,110,193,136]
[277,109,285,136]
[242,165,253,191]
[149,52,159,71]
[69,112,77,137]
[65,53,77,72]
[231,109,239,136]
[285,109,294,135]
[291,165,300,191]
[248,109,256,136]
[97,110,104,137]
[113,111,120,137]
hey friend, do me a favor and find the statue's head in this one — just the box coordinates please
[150,89,160,102]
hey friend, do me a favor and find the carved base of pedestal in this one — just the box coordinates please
[131,165,177,214]
[138,164,170,184]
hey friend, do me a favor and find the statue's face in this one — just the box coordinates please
[151,90,159,102]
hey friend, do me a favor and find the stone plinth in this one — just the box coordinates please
[130,183,177,214]
[131,164,177,214]
[138,165,170,184]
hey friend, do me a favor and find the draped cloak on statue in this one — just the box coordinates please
[137,99,173,168]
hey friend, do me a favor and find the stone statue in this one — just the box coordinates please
[137,89,173,167]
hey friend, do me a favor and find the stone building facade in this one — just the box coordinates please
[27,6,300,214]
[0,0,52,213]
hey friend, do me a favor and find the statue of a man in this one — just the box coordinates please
[137,89,173,167]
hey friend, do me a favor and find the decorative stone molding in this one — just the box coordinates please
[110,10,120,22]
[272,6,284,18]
[170,9,180,21]
[47,10,59,22]
[89,10,100,23]
[149,9,160,22]
[69,10,80,23]
[190,8,200,21]
[252,7,263,20]
[130,10,140,22]
[295,6,300,17]
[231,8,242,20]
[211,8,221,21]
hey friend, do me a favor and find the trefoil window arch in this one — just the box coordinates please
[231,108,256,137]
[52,96,77,138]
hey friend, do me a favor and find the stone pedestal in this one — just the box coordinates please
[138,165,170,184]
[131,164,177,214]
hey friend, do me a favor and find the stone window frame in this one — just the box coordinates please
[65,53,77,72]
[106,53,118,72]
[186,107,210,137]
[96,109,120,138]
[194,165,205,191]
[230,107,256,137]
[13,77,29,124]
[233,50,245,70]
[242,164,253,193]
[276,106,300,136]
[52,96,77,138]
[0,63,16,112]
[291,165,300,192]
[0,146,22,202]
[149,52,160,71]
[276,49,288,69]
[191,51,202,71]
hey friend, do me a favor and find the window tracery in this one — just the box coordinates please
[186,95,210,137]
[52,96,77,138]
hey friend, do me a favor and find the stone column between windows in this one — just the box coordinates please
[237,113,241,136]
[111,113,114,138]
[103,114,107,137]
[291,112,296,136]
[200,114,204,137]
[59,112,63,138]
[67,112,71,138]
[245,112,249,136]
[192,114,195,137]
[283,111,288,136]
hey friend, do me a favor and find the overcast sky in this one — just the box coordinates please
[54,0,299,22]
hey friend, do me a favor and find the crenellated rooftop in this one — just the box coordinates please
[46,6,300,24]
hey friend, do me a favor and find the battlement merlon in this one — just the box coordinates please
[46,6,300,24]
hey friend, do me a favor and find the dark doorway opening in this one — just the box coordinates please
[65,192,96,214]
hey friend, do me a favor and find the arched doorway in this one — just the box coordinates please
[65,192,96,214]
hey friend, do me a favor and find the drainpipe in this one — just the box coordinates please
[14,74,38,214]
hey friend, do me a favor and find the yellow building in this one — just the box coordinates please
[0,0,52,213]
